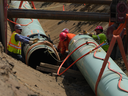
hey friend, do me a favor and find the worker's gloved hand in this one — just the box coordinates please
[29,41,34,45]
[65,50,69,55]
[89,34,92,37]
[30,38,34,41]
[83,30,88,34]
[30,38,39,41]
[29,38,39,44]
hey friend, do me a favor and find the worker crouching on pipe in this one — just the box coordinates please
[57,28,70,57]
[7,24,38,63]
[57,32,78,70]
[57,28,74,56]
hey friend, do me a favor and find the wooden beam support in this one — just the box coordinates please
[36,62,85,79]
[8,9,109,22]
[4,0,7,53]
[0,0,7,52]
[11,0,112,5]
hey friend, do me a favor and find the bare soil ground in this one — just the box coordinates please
[1,1,127,96]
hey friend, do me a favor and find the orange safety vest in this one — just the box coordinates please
[57,33,76,55]
[7,31,21,55]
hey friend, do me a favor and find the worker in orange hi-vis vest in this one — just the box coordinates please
[57,32,78,70]
[57,32,76,56]
[57,28,69,53]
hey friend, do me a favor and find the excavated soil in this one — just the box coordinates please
[1,1,127,96]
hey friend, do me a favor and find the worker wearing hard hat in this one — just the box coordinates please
[90,26,109,52]
[57,32,78,70]
[57,30,75,56]
[57,28,69,52]
[61,28,69,33]
[7,24,37,63]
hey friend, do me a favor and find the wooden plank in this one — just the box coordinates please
[36,62,85,79]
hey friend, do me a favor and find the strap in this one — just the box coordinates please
[97,35,100,44]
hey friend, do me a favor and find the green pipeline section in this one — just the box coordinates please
[9,1,60,68]
[68,34,128,96]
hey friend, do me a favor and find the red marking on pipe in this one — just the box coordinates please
[37,30,39,33]
[31,30,33,34]
[23,1,28,9]
[7,18,33,26]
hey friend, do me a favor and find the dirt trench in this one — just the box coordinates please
[3,1,128,96]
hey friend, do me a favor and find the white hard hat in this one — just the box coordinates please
[62,28,69,33]
[15,24,22,30]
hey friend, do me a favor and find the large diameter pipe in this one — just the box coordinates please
[10,1,60,68]
[8,9,109,22]
[11,0,112,5]
[68,34,128,96]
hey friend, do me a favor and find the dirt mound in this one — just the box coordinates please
[0,41,95,96]
[0,42,37,96]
